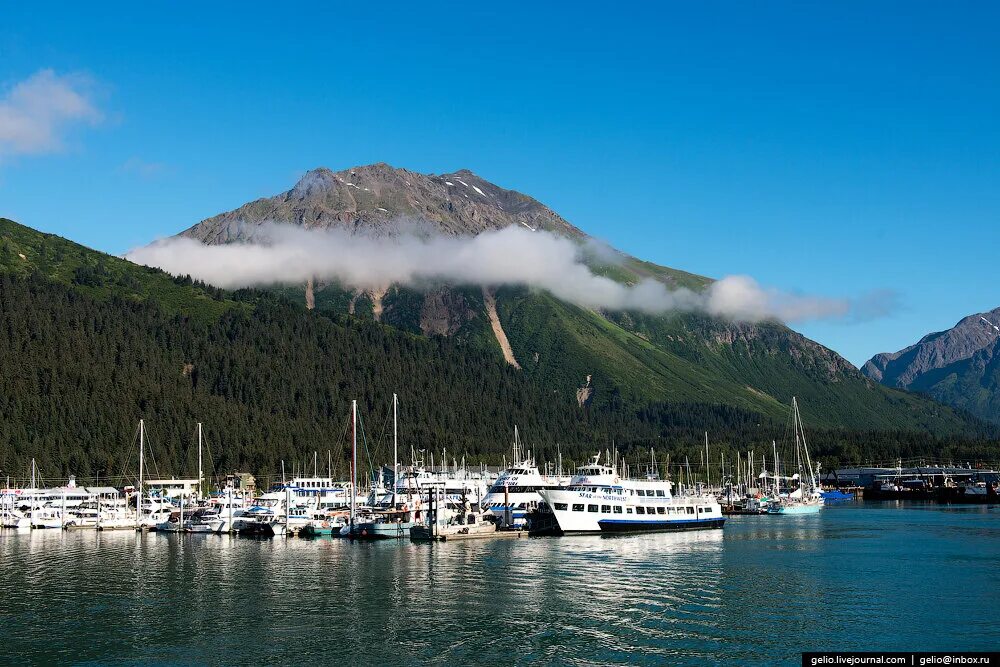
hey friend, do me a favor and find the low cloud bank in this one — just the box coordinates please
[126,224,891,324]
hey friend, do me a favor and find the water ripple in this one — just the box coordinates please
[1,504,999,665]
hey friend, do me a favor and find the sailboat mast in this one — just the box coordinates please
[30,459,37,530]
[350,400,357,531]
[197,422,203,501]
[138,419,145,530]
[392,393,398,508]
[705,432,710,488]
[794,397,817,488]
[772,440,779,497]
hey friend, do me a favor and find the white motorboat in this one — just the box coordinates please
[480,428,566,528]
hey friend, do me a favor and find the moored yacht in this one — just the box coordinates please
[538,455,725,534]
[479,428,566,527]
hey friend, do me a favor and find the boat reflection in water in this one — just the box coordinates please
[4,505,1000,665]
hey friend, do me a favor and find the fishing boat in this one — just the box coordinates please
[765,398,823,515]
[539,454,725,534]
[410,493,498,541]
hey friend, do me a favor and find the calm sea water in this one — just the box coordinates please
[2,502,998,666]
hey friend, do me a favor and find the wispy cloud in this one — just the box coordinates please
[127,224,896,325]
[0,69,102,158]
[121,157,169,179]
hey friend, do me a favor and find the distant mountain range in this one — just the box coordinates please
[862,308,1000,424]
[180,163,981,433]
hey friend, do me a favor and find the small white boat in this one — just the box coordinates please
[1,509,31,529]
[29,507,66,529]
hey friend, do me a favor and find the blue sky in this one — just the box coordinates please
[1,2,997,366]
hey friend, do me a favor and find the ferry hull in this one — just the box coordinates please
[598,518,725,533]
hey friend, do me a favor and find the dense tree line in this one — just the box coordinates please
[1,271,997,488]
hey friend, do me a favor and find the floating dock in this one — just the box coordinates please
[411,526,529,542]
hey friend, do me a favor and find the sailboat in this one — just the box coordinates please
[350,394,419,540]
[766,397,823,515]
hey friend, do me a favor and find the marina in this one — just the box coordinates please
[4,399,997,541]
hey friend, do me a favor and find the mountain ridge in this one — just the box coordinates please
[170,164,981,433]
[862,307,1000,424]
[2,215,997,482]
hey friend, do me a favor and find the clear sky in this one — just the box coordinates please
[1,2,997,367]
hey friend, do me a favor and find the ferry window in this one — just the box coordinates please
[587,504,598,513]
[554,503,568,511]
[601,505,611,513]
[656,490,665,497]
[657,507,666,515]
[687,507,695,515]
[636,506,645,515]
[613,506,623,514]
[572,504,584,512]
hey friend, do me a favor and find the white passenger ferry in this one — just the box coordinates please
[538,455,725,534]
[480,458,565,527]
[479,429,568,527]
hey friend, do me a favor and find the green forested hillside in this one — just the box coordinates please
[178,164,992,436]
[1,217,997,486]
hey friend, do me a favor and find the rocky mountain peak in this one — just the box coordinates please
[181,163,584,244]
[862,306,1000,423]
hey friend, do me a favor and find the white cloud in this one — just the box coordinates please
[0,69,102,158]
[126,224,894,325]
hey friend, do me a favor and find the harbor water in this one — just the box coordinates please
[2,502,998,665]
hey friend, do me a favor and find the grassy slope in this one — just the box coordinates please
[496,287,982,434]
[0,218,238,322]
